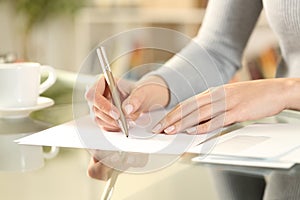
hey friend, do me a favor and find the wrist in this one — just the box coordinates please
[283,78,300,110]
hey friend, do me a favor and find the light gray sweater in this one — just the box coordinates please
[149,0,300,107]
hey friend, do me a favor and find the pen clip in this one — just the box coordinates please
[96,47,111,72]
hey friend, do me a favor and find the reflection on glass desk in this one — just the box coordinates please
[1,69,300,200]
[183,109,300,200]
[0,70,102,200]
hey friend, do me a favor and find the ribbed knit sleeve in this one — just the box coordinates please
[146,0,263,108]
[263,0,300,77]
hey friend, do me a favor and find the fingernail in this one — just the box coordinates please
[125,104,134,115]
[186,127,197,134]
[152,123,162,133]
[164,125,175,134]
[109,110,119,120]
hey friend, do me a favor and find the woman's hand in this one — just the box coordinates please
[85,75,134,131]
[87,151,149,181]
[88,156,113,181]
[152,78,298,135]
[86,75,169,131]
[122,75,169,118]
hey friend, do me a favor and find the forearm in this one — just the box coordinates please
[146,0,262,108]
[146,41,228,108]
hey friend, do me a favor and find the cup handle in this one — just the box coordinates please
[39,65,57,94]
[43,146,59,159]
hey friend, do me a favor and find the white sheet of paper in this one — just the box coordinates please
[191,155,294,169]
[188,123,300,162]
[16,110,213,155]
[280,148,300,163]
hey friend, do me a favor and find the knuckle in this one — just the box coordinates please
[87,165,102,180]
[165,106,183,123]
[87,167,96,178]
[164,112,176,124]
[87,166,107,181]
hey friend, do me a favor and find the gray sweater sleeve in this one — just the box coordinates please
[147,0,263,108]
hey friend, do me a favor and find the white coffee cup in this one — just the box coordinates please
[0,133,59,172]
[0,117,59,172]
[0,62,56,108]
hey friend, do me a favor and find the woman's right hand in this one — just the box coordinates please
[88,150,149,181]
[85,75,169,131]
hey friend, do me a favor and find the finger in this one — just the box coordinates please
[87,75,121,120]
[85,84,96,103]
[93,106,119,127]
[185,112,233,135]
[122,87,146,117]
[102,126,121,132]
[94,90,120,121]
[163,100,227,134]
[152,92,215,134]
[102,152,148,171]
[126,109,142,121]
[92,150,119,162]
[94,117,120,132]
[90,152,149,174]
[100,152,128,172]
[94,107,140,131]
[125,153,149,168]
[85,75,106,102]
[116,78,135,100]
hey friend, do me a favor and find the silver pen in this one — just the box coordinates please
[100,167,121,200]
[96,47,128,200]
[96,46,129,137]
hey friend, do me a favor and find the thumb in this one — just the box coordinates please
[122,87,146,117]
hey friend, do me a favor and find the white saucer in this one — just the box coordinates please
[0,97,54,119]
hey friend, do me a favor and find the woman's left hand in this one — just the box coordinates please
[152,78,290,135]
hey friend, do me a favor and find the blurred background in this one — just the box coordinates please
[0,0,280,199]
[0,0,279,79]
